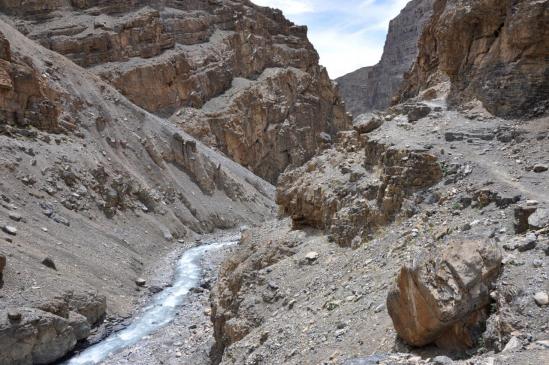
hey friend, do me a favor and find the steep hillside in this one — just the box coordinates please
[1,0,351,183]
[212,101,549,365]
[399,0,549,119]
[0,17,275,363]
[336,0,434,116]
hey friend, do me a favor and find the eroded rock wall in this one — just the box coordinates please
[276,128,442,246]
[2,0,351,182]
[0,32,63,133]
[399,0,549,119]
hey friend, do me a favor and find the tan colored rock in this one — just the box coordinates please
[177,67,350,183]
[276,130,442,245]
[0,308,77,365]
[354,114,384,134]
[387,239,502,349]
[62,291,107,326]
[0,30,62,133]
[400,0,549,119]
[67,311,91,341]
[34,296,70,319]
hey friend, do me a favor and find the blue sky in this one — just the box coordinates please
[252,0,409,78]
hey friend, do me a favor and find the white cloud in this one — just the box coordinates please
[251,0,412,78]
[308,28,383,79]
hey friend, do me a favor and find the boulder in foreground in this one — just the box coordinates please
[0,308,77,365]
[387,239,502,349]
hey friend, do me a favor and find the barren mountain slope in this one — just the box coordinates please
[336,0,434,116]
[1,0,351,183]
[0,17,275,363]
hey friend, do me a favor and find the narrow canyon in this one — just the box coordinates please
[0,1,547,365]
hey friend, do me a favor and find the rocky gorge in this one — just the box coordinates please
[0,0,548,365]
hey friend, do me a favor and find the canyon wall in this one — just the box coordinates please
[399,0,549,119]
[336,0,434,116]
[1,0,351,182]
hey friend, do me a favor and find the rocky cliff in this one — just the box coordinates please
[276,128,442,246]
[1,0,350,183]
[210,1,549,361]
[0,16,276,363]
[399,0,549,119]
[336,0,434,116]
[1,0,548,364]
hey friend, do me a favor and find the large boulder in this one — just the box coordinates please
[528,208,549,230]
[354,114,384,134]
[0,308,77,365]
[387,239,502,349]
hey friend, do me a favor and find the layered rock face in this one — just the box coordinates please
[0,32,63,133]
[387,239,502,349]
[173,66,348,183]
[336,0,434,116]
[400,0,549,119]
[2,0,350,182]
[276,127,442,246]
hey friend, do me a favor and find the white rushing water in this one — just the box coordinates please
[65,234,240,365]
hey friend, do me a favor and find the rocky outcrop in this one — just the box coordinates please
[0,294,105,363]
[2,0,351,182]
[59,291,107,325]
[387,239,502,349]
[210,223,302,364]
[174,67,349,183]
[0,291,105,365]
[0,308,77,365]
[0,31,63,134]
[336,0,434,116]
[399,0,549,119]
[276,126,442,246]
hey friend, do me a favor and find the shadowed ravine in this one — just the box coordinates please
[65,235,240,365]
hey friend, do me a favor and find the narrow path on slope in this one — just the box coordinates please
[64,234,240,365]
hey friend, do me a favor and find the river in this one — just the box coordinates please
[65,234,240,365]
